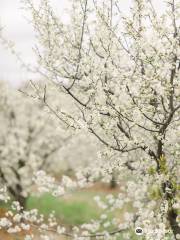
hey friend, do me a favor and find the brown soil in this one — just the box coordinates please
[86,182,120,193]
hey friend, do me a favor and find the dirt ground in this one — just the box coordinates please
[0,230,68,240]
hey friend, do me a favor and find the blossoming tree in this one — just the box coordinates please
[0,0,180,239]
[0,80,74,207]
[0,80,100,211]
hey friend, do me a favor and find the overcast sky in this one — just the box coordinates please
[0,0,72,86]
[0,0,164,86]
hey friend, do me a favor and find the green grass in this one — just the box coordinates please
[26,192,139,239]
[1,191,174,240]
[26,191,108,225]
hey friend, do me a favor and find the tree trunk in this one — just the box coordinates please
[161,180,180,239]
[8,185,26,209]
[168,208,180,240]
[16,195,26,209]
[109,174,117,189]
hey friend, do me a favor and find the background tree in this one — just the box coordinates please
[0,80,101,208]
[22,0,180,238]
[0,80,71,207]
